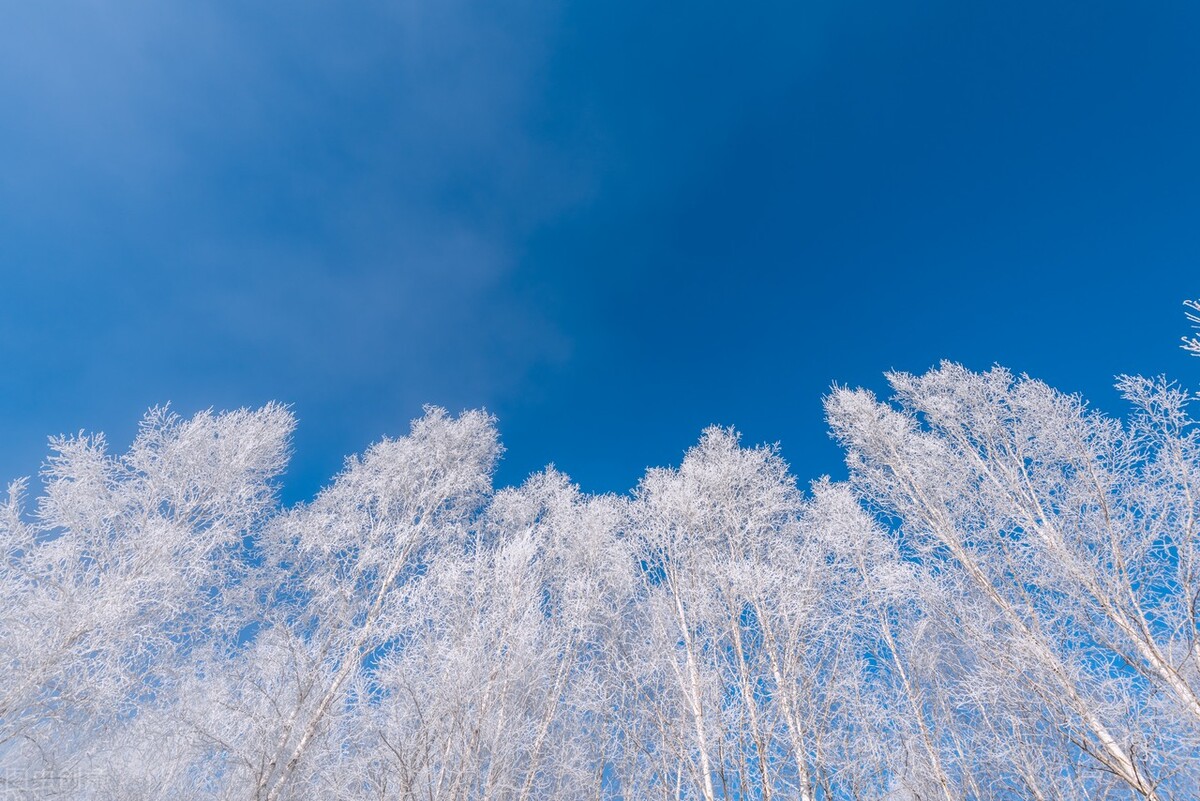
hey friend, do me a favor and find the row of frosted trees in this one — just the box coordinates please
[3,363,1200,799]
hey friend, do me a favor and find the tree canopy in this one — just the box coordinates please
[4,360,1200,799]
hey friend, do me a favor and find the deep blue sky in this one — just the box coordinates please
[2,1,1198,502]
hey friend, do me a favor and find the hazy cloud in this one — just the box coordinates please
[0,1,584,495]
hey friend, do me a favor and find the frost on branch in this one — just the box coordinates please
[1184,298,1200,356]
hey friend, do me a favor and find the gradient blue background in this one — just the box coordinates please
[2,1,1198,502]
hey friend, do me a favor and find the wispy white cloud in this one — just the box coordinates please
[0,1,587,493]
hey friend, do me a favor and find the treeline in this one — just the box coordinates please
[3,363,1200,799]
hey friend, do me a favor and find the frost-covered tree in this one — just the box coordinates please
[0,404,293,794]
[827,364,1200,798]
[215,407,499,801]
[4,354,1200,800]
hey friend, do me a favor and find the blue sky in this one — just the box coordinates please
[2,1,1198,502]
